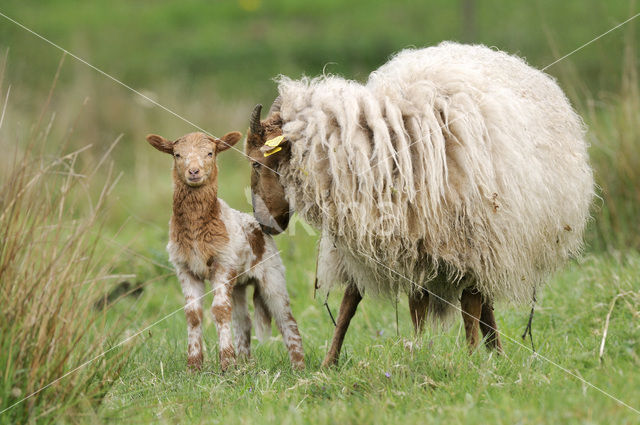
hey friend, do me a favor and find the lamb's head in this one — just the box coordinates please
[146,131,242,188]
[245,101,292,235]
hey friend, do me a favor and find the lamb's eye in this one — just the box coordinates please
[252,161,261,169]
[174,153,181,158]
[208,152,213,157]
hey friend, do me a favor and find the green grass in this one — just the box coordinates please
[97,247,640,424]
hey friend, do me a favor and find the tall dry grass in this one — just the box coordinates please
[0,60,131,424]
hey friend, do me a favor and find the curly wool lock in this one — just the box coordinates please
[275,42,594,319]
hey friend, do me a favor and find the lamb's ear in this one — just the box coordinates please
[216,131,242,153]
[146,134,174,154]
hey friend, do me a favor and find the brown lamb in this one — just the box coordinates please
[147,131,304,371]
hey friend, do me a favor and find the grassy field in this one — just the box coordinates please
[98,244,640,425]
[1,0,640,423]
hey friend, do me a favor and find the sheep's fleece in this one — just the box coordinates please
[276,42,594,321]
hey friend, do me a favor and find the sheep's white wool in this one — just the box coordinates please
[277,42,594,320]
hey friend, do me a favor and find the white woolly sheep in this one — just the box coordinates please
[146,131,304,371]
[244,42,594,366]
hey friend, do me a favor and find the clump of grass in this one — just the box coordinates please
[0,71,131,423]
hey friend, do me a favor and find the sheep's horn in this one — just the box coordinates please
[250,104,263,134]
[268,96,282,115]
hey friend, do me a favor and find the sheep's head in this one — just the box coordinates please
[146,131,242,188]
[245,101,292,235]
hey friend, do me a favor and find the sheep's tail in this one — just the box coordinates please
[253,286,272,342]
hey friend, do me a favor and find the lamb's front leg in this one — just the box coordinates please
[177,267,205,370]
[211,268,237,371]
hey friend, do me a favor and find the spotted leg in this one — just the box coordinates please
[259,266,304,369]
[211,268,237,371]
[177,266,205,370]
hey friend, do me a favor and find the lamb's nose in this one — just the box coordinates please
[189,169,200,176]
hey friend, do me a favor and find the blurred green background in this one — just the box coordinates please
[1,0,638,250]
[0,0,634,98]
[1,1,640,423]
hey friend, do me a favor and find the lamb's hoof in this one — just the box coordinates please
[289,349,305,370]
[219,354,237,372]
[187,353,203,371]
[236,352,251,364]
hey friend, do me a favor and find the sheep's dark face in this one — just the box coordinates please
[146,131,242,188]
[245,104,292,235]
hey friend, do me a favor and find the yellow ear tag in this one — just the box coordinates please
[262,135,285,157]
[263,146,282,157]
[265,135,285,147]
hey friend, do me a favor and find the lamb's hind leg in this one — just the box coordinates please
[479,301,503,353]
[408,289,429,335]
[322,283,362,367]
[231,284,251,360]
[253,283,272,342]
[177,268,205,370]
[259,268,304,369]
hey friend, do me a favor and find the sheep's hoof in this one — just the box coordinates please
[491,345,506,357]
[320,355,339,368]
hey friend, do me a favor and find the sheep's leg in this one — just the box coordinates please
[253,284,272,342]
[460,288,483,352]
[408,290,429,334]
[231,284,251,360]
[211,269,237,371]
[259,268,304,369]
[321,283,362,367]
[479,301,503,353]
[177,267,205,370]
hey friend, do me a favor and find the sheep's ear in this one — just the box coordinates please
[260,135,289,157]
[216,131,242,153]
[146,134,174,154]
